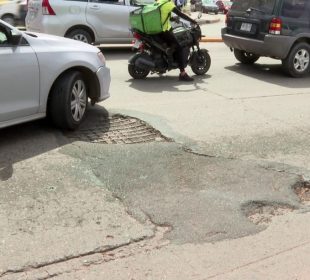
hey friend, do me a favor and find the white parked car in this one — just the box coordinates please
[0,19,110,130]
[0,0,27,26]
[26,0,153,44]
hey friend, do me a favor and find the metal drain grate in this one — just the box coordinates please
[64,115,171,144]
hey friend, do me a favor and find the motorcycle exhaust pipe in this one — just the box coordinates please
[135,57,155,70]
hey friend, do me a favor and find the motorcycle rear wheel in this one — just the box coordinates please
[190,49,211,75]
[128,64,150,79]
[128,54,150,79]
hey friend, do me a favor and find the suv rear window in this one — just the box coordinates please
[281,0,310,19]
[231,0,277,14]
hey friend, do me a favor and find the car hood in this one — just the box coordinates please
[23,31,99,53]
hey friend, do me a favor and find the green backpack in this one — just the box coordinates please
[130,0,171,35]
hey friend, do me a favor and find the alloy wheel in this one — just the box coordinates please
[71,79,87,122]
[72,34,89,43]
[293,49,309,73]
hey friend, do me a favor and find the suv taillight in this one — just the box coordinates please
[269,18,282,35]
[42,0,56,15]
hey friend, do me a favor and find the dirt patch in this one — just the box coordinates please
[242,201,295,225]
[294,181,310,205]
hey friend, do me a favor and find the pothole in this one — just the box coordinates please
[293,181,310,205]
[64,114,172,144]
[242,201,295,225]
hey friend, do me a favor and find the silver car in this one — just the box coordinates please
[0,19,110,130]
[26,0,152,44]
[0,0,26,26]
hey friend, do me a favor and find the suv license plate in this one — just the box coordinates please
[240,23,252,32]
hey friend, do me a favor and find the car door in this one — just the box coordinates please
[86,0,132,40]
[0,23,39,123]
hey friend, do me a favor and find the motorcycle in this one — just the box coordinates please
[128,19,211,79]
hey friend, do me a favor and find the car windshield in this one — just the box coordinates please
[203,0,215,4]
[131,0,154,5]
[231,0,276,14]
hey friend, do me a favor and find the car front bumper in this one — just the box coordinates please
[204,7,219,12]
[221,27,295,59]
[96,66,111,102]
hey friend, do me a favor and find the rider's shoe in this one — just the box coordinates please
[179,72,194,82]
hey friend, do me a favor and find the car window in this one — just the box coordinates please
[281,0,309,19]
[0,27,8,45]
[203,0,214,4]
[89,0,125,4]
[231,0,277,14]
[0,32,8,44]
[130,0,153,6]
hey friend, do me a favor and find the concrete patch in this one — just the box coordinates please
[61,141,302,244]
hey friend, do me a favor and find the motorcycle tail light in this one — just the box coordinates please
[133,32,141,40]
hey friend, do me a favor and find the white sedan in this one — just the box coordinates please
[0,19,110,130]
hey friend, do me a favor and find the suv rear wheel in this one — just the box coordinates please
[234,49,260,64]
[66,29,93,44]
[282,42,310,78]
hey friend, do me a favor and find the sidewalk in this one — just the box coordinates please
[191,11,223,42]
[6,210,310,279]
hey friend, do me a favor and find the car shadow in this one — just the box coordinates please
[225,62,310,88]
[128,74,211,93]
[0,105,110,182]
[98,45,134,61]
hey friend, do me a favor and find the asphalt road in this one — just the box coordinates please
[1,38,310,279]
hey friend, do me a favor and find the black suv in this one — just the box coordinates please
[222,0,310,77]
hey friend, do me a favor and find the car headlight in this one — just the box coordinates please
[97,51,106,64]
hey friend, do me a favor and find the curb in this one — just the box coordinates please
[200,37,223,42]
[197,18,221,25]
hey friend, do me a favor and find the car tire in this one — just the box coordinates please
[66,29,93,44]
[48,71,88,130]
[1,15,15,26]
[234,49,260,64]
[282,42,310,78]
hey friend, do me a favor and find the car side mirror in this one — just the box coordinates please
[10,33,22,46]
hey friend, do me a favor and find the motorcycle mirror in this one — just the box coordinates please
[197,12,202,19]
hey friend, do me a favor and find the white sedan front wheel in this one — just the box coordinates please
[49,71,88,130]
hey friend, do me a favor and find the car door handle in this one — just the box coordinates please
[89,5,100,9]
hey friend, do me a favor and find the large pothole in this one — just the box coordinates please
[64,114,172,144]
[242,201,295,225]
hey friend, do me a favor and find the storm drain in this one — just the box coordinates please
[64,115,172,144]
[242,201,294,225]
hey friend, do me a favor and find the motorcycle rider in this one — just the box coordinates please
[157,0,198,81]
